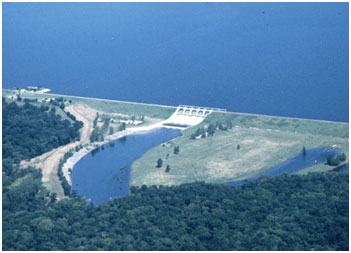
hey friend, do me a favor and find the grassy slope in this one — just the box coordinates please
[7,89,175,120]
[131,112,348,186]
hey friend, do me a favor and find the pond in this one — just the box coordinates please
[71,127,182,205]
[227,147,345,186]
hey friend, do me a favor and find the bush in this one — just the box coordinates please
[326,153,346,166]
[156,158,163,168]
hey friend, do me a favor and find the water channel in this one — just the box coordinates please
[227,147,345,186]
[72,130,347,205]
[71,127,182,205]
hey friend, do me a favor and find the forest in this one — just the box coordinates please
[3,171,349,251]
[2,98,349,251]
[3,99,82,163]
[2,99,83,187]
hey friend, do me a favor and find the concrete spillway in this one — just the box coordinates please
[161,105,226,129]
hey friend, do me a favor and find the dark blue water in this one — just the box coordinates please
[334,163,349,172]
[3,3,349,122]
[227,147,344,186]
[71,127,182,205]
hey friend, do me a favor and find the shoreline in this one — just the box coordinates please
[62,119,181,186]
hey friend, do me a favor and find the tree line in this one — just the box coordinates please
[3,171,348,251]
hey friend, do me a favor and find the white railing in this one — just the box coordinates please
[178,105,227,113]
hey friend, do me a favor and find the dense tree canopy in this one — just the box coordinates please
[3,172,348,251]
[3,99,82,164]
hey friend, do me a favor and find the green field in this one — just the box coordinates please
[131,112,349,186]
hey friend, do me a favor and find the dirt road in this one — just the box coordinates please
[20,104,95,199]
[65,104,95,144]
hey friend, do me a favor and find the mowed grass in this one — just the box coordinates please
[8,90,175,120]
[130,112,348,186]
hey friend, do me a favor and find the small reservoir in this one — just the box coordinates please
[71,127,182,205]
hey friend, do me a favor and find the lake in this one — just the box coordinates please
[2,3,349,122]
[71,127,182,205]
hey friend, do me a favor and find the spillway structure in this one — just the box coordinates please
[162,105,227,129]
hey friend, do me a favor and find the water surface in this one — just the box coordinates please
[3,3,348,122]
[71,127,182,205]
[227,147,343,186]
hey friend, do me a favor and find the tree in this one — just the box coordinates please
[218,123,228,131]
[156,158,163,168]
[207,124,216,136]
[237,144,240,150]
[174,146,180,154]
[302,146,306,157]
[90,127,100,142]
[165,165,171,173]
[50,193,57,204]
[93,113,99,128]
[109,127,114,135]
[338,153,346,162]
[327,154,339,166]
[195,128,202,137]
[118,123,126,131]
[327,153,347,166]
